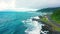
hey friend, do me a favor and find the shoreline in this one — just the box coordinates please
[32,16,60,34]
[32,16,53,34]
[38,16,60,34]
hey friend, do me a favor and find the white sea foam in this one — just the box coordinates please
[22,16,48,34]
[33,16,40,19]
[24,19,41,34]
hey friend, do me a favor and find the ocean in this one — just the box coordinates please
[0,11,45,34]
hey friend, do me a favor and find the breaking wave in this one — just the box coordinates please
[22,16,49,34]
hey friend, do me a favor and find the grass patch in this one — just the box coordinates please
[51,9,60,24]
[40,16,60,31]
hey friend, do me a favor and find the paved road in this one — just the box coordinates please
[47,15,60,27]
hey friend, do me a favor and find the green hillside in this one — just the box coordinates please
[37,7,60,12]
[51,9,60,24]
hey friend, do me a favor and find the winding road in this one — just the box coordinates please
[47,15,60,27]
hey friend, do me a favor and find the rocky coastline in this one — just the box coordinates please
[32,16,60,34]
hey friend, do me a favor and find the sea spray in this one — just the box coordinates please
[22,16,44,34]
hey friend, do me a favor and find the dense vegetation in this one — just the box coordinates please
[51,9,60,24]
[37,7,60,12]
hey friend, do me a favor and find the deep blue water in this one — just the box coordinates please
[0,12,41,34]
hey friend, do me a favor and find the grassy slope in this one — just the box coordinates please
[40,8,60,31]
[51,9,60,24]
[41,16,60,31]
[50,9,60,31]
[39,8,60,31]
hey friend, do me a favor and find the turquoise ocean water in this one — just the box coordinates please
[0,12,42,34]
